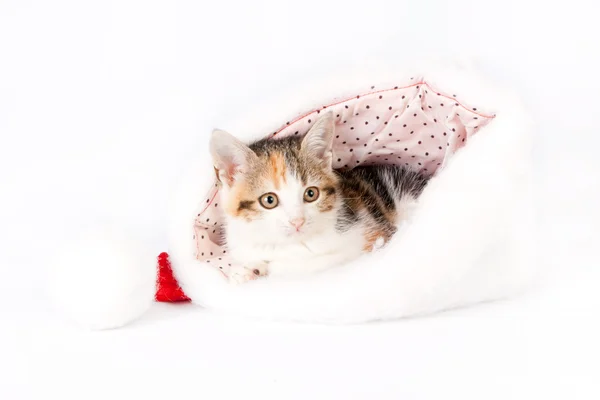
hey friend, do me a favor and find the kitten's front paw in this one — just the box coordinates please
[372,236,386,250]
[228,263,269,284]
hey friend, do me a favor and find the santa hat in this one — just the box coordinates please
[46,59,536,330]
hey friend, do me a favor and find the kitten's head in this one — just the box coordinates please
[210,112,340,242]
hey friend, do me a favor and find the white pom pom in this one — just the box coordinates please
[47,229,156,330]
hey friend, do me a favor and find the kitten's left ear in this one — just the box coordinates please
[301,111,335,169]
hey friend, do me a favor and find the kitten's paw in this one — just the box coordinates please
[372,236,386,250]
[228,263,269,284]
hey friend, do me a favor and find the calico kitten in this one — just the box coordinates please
[210,111,429,283]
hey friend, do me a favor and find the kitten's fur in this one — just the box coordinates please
[210,112,429,283]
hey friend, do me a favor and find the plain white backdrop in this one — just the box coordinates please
[1,0,598,399]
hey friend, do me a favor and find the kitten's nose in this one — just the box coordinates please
[289,218,305,230]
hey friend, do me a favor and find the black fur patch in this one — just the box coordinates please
[323,186,336,195]
[335,164,429,233]
[238,200,255,211]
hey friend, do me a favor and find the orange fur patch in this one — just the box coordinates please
[225,183,259,221]
[363,228,391,252]
[317,184,337,212]
[268,152,287,189]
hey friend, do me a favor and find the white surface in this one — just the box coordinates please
[1,0,599,399]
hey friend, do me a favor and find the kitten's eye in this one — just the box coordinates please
[303,187,320,203]
[259,192,279,209]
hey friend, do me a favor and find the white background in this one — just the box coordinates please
[1,0,599,399]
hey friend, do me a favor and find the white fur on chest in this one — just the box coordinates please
[226,220,366,277]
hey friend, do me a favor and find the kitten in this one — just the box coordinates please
[210,111,429,283]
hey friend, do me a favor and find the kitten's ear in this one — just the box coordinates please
[301,111,335,169]
[210,129,257,186]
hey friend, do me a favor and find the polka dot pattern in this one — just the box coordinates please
[193,79,495,275]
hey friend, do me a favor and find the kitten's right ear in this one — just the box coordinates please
[210,129,257,186]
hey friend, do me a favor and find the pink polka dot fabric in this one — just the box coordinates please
[194,79,495,275]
